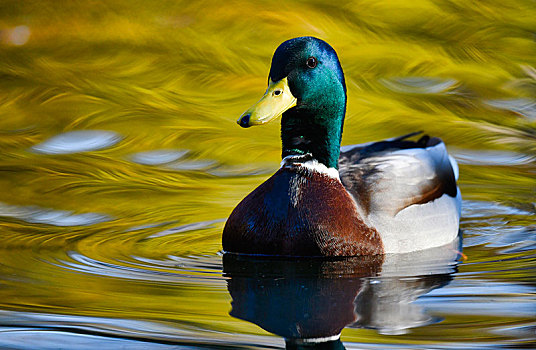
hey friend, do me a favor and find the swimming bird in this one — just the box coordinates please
[223,37,461,256]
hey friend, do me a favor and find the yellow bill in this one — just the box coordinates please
[237,77,297,128]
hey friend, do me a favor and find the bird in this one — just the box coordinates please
[222,36,461,257]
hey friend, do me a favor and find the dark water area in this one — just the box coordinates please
[0,0,535,349]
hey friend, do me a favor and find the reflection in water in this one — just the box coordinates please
[381,77,458,94]
[0,202,111,226]
[1,25,31,46]
[224,240,460,349]
[353,275,451,335]
[485,98,536,120]
[31,130,122,155]
[129,149,189,165]
[225,254,381,348]
[0,0,535,348]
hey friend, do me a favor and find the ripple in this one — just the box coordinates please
[0,202,111,227]
[147,219,226,239]
[452,149,535,166]
[0,330,181,350]
[130,255,223,272]
[458,200,535,283]
[462,200,532,218]
[124,221,177,232]
[129,150,218,172]
[461,200,535,249]
[485,98,536,120]
[129,149,189,165]
[419,280,536,317]
[381,77,458,94]
[53,251,223,284]
[208,163,276,177]
[0,310,274,350]
[31,130,122,155]
[165,160,217,171]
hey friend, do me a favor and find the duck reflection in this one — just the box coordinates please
[223,240,460,349]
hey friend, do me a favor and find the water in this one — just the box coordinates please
[0,0,535,348]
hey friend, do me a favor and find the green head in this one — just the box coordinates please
[238,37,347,169]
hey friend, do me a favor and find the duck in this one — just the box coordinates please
[222,36,461,257]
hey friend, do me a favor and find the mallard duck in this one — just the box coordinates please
[223,37,461,256]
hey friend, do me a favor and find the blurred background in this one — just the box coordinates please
[0,0,534,349]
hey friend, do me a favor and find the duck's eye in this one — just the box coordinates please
[273,89,282,96]
[306,56,317,69]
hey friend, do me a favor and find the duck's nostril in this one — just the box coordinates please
[238,114,251,128]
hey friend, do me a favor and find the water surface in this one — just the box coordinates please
[0,0,535,349]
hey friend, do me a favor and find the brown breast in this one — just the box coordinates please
[223,166,384,257]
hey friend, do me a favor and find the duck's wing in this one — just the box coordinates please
[338,132,459,217]
[339,133,461,253]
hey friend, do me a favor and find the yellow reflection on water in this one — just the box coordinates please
[0,0,534,347]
